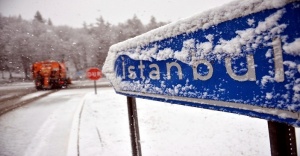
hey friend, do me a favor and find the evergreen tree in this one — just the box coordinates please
[146,16,167,31]
[18,14,22,21]
[34,11,44,23]
[145,16,158,32]
[83,22,87,30]
[47,18,53,26]
[126,15,145,38]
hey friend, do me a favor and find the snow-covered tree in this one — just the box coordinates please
[0,13,166,80]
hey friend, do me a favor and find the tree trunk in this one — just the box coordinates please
[21,56,30,80]
[5,65,13,79]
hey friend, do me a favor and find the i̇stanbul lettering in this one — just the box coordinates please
[118,38,284,83]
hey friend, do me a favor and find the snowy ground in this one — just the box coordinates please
[0,83,299,156]
[74,88,300,156]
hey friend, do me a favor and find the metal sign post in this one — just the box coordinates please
[268,121,297,156]
[127,96,142,156]
[94,80,97,95]
[86,67,102,95]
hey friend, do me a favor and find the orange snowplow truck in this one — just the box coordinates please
[32,60,71,90]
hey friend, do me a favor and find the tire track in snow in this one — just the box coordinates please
[66,92,89,156]
[76,92,106,156]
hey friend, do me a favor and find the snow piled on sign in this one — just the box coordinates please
[214,9,286,57]
[112,8,287,63]
[283,38,300,56]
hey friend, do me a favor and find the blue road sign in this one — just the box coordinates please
[103,0,300,126]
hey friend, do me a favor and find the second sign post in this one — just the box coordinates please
[86,67,102,94]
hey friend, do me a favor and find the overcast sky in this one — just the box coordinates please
[0,0,234,28]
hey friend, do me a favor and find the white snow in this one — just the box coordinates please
[266,92,273,100]
[156,48,174,61]
[265,49,272,58]
[174,39,194,64]
[261,76,275,86]
[247,19,255,26]
[283,38,300,56]
[196,40,213,59]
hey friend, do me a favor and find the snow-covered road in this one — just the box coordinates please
[0,88,90,156]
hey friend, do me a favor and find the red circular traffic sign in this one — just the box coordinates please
[86,67,102,80]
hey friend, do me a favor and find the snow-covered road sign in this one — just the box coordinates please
[103,0,300,126]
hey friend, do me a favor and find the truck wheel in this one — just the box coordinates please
[36,86,42,90]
